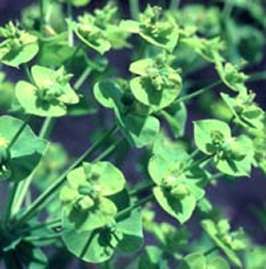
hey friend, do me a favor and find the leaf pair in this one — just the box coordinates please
[16,65,79,117]
[221,92,264,130]
[121,5,179,51]
[74,3,128,54]
[194,119,254,176]
[148,139,206,224]
[129,57,182,112]
[0,22,39,67]
[60,161,126,232]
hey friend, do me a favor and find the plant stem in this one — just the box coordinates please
[73,65,91,90]
[39,117,55,139]
[248,71,266,82]
[7,115,31,151]
[129,181,154,196]
[93,138,123,162]
[39,0,45,27]
[67,3,74,47]
[116,194,153,221]
[24,233,62,242]
[222,0,233,19]
[176,81,222,104]
[204,246,218,256]
[20,218,62,234]
[10,116,55,217]
[13,126,118,227]
[129,0,140,20]
[169,0,180,9]
[3,182,19,226]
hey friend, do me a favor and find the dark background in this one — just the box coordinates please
[0,0,265,267]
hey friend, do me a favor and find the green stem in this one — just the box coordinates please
[204,246,218,256]
[169,0,180,9]
[39,0,45,27]
[13,126,118,227]
[11,172,36,217]
[39,117,55,139]
[116,194,153,221]
[175,81,222,104]
[93,138,123,162]
[73,65,91,90]
[10,116,55,217]
[129,0,140,20]
[129,181,154,196]
[7,115,31,151]
[3,182,19,226]
[67,3,74,47]
[222,0,233,19]
[248,71,266,82]
[24,233,62,242]
[20,219,61,234]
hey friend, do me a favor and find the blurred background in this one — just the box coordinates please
[0,0,265,268]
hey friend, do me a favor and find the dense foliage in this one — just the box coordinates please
[0,0,265,268]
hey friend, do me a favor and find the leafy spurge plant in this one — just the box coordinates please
[0,0,265,268]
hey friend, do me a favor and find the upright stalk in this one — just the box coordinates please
[39,117,55,139]
[67,3,74,47]
[129,0,140,20]
[169,0,180,10]
[175,81,222,104]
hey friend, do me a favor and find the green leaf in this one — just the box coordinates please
[117,209,144,252]
[15,65,79,117]
[37,34,75,67]
[216,135,254,177]
[75,28,111,55]
[15,81,66,117]
[60,161,126,231]
[63,196,117,232]
[193,119,231,155]
[63,208,143,263]
[138,6,179,51]
[86,162,126,196]
[93,80,123,110]
[2,41,39,67]
[118,113,160,148]
[153,186,196,224]
[63,228,118,263]
[221,92,264,130]
[216,62,248,93]
[129,59,154,76]
[130,77,180,111]
[161,102,187,138]
[0,22,39,67]
[181,36,223,63]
